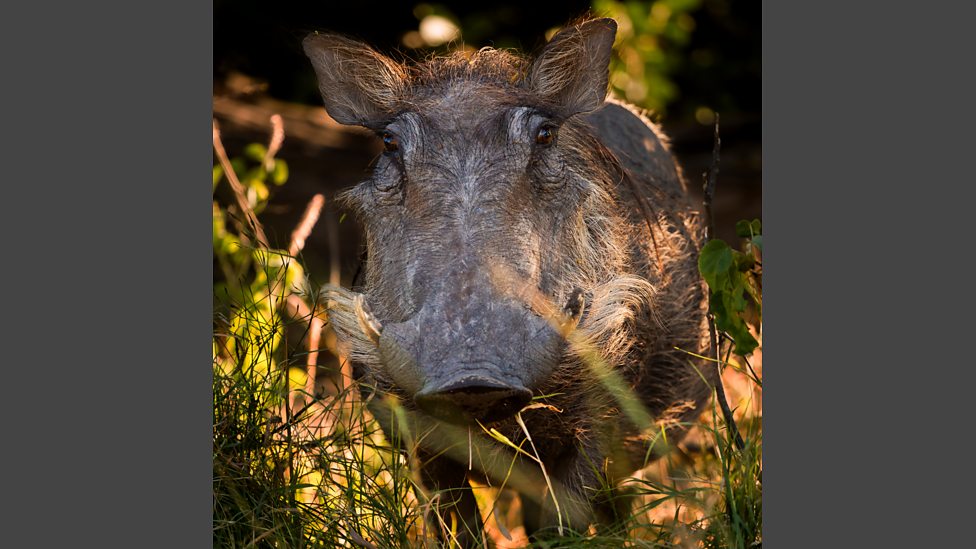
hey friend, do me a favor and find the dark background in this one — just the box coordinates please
[213,0,761,285]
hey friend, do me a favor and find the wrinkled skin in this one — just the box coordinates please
[305,18,716,545]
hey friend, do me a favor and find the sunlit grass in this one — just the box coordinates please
[213,308,762,548]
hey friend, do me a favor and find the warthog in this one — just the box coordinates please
[305,17,716,543]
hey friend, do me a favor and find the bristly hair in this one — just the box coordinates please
[407,47,528,93]
[403,12,604,95]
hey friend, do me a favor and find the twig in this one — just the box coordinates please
[701,114,745,451]
[286,194,327,409]
[285,293,313,320]
[702,114,720,243]
[289,194,325,257]
[303,315,324,405]
[217,117,328,423]
[716,328,745,449]
[215,114,323,327]
[263,114,285,172]
[213,118,269,248]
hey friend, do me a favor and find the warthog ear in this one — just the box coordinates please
[303,33,406,127]
[526,18,617,116]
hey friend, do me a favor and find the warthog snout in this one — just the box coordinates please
[414,374,533,424]
[350,266,568,424]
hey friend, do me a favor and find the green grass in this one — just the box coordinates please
[212,305,762,548]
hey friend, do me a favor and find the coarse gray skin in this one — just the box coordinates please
[305,18,715,544]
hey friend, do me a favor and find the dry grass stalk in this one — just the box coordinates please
[284,194,328,413]
[289,193,324,257]
[212,118,269,249]
[264,113,285,171]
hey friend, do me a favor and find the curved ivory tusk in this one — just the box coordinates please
[353,293,383,345]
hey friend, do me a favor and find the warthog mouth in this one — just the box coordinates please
[414,374,533,425]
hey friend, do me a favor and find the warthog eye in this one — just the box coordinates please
[535,125,556,146]
[381,131,399,153]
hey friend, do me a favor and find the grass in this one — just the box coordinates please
[212,297,762,548]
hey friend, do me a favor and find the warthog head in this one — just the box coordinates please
[306,19,653,425]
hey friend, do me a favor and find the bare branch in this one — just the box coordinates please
[304,315,324,404]
[264,113,285,171]
[285,293,312,320]
[213,118,269,248]
[700,113,745,451]
[702,113,720,243]
[289,194,325,257]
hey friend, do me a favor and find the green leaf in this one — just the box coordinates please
[735,220,752,238]
[730,326,759,356]
[735,218,762,238]
[245,166,267,183]
[271,159,289,185]
[247,179,269,209]
[244,143,267,163]
[214,233,243,262]
[701,235,760,356]
[699,239,733,288]
[735,218,763,238]
[734,250,755,272]
[750,234,763,253]
[730,283,748,311]
[712,292,758,356]
[284,260,305,292]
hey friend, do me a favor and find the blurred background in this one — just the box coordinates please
[213,0,760,287]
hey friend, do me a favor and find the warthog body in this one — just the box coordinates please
[305,18,716,542]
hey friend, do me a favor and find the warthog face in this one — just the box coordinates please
[306,19,653,425]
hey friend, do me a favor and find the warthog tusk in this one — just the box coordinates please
[353,293,383,345]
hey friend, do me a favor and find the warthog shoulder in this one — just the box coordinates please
[584,98,686,197]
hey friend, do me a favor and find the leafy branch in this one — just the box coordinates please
[699,219,762,357]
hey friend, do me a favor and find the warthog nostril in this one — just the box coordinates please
[414,378,533,425]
